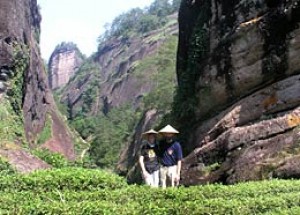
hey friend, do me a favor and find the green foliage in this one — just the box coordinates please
[32,149,69,168]
[57,3,179,171]
[98,0,179,45]
[66,34,177,171]
[69,102,139,169]
[171,0,181,11]
[50,42,84,60]
[0,43,29,144]
[68,58,99,84]
[149,0,174,17]
[72,154,97,169]
[105,8,144,39]
[171,1,212,139]
[81,79,99,115]
[8,45,29,115]
[70,117,97,140]
[203,163,220,173]
[0,99,25,143]
[53,92,69,116]
[137,15,161,33]
[0,157,15,176]
[133,36,177,112]
[36,115,53,144]
[2,168,300,214]
[0,168,126,192]
[88,104,140,169]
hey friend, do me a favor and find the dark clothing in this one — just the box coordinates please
[140,142,160,173]
[158,139,183,167]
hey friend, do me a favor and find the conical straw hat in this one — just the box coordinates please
[142,129,158,136]
[158,125,179,134]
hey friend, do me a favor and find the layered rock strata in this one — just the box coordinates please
[48,43,83,90]
[175,0,300,184]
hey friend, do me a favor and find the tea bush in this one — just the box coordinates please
[0,168,126,192]
[2,168,300,214]
[32,149,70,168]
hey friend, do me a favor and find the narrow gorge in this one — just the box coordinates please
[1,0,300,186]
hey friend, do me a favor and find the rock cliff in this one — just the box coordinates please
[58,14,178,118]
[54,10,179,171]
[175,0,300,185]
[48,42,83,90]
[0,0,75,172]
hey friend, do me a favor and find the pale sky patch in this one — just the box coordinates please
[37,0,155,60]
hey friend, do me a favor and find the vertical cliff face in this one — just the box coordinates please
[0,0,75,170]
[175,0,300,184]
[48,43,83,90]
[59,17,178,118]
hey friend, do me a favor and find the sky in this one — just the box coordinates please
[37,0,155,60]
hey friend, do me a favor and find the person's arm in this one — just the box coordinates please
[139,156,149,179]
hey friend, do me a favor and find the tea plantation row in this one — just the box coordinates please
[1,168,300,214]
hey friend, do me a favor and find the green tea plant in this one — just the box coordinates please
[2,168,300,214]
[0,168,126,192]
[0,157,15,176]
[32,149,69,168]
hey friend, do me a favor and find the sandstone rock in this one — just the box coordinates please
[0,81,6,92]
[48,42,83,90]
[59,18,178,117]
[175,0,300,185]
[0,0,75,164]
[0,147,51,173]
[273,154,300,179]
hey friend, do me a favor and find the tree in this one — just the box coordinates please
[138,15,160,33]
[149,0,172,17]
[97,0,179,46]
[171,0,181,12]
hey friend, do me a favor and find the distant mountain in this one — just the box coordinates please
[48,42,84,90]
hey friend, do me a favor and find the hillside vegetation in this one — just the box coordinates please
[70,36,178,168]
[55,0,180,169]
[1,168,300,214]
[98,0,180,42]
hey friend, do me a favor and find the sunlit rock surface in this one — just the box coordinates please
[48,43,83,90]
[0,0,75,172]
[175,0,300,185]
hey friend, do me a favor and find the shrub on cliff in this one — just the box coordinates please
[32,149,70,168]
[98,0,179,44]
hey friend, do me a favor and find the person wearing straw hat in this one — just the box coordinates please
[158,125,182,188]
[139,129,160,187]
